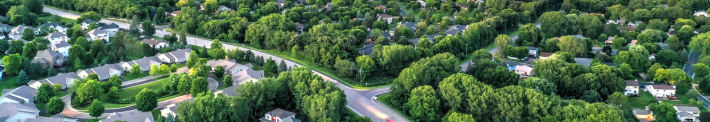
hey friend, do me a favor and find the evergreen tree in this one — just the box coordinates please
[17,70,29,85]
[129,15,141,37]
[224,75,233,87]
[278,59,287,73]
[47,66,58,76]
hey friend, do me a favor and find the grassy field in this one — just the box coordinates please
[38,15,76,24]
[376,94,414,120]
[119,79,168,99]
[628,91,656,109]
[123,73,150,81]
[0,76,19,93]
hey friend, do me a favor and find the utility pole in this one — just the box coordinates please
[359,69,363,85]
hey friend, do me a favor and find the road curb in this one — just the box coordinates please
[371,93,409,122]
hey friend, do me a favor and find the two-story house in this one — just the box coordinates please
[32,50,66,68]
[260,108,301,122]
[81,19,97,30]
[513,65,533,79]
[376,14,394,24]
[633,108,654,122]
[44,32,69,44]
[10,25,39,40]
[155,49,191,63]
[85,29,109,43]
[140,39,169,48]
[646,85,676,98]
[51,41,71,57]
[28,72,81,89]
[41,22,68,33]
[675,106,700,122]
[76,64,124,80]
[100,23,120,37]
[625,80,640,96]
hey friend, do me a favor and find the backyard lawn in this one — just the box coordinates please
[0,76,19,91]
[123,73,150,81]
[628,91,656,109]
[74,78,178,110]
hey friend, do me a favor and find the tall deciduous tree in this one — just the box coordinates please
[190,77,209,94]
[36,84,54,103]
[407,85,440,122]
[136,88,157,112]
[142,20,156,37]
[88,99,104,119]
[77,80,104,105]
[213,65,225,78]
[557,35,586,56]
[495,34,512,57]
[46,97,65,115]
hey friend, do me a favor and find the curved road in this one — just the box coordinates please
[44,7,408,122]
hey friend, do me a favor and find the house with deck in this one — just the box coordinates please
[646,85,676,98]
[76,64,124,80]
[32,50,66,68]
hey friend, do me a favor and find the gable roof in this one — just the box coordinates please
[88,64,124,76]
[12,25,37,32]
[633,109,651,115]
[625,80,639,86]
[52,41,71,48]
[157,49,191,60]
[267,108,296,118]
[45,72,81,86]
[377,14,393,18]
[1,86,38,102]
[82,19,97,24]
[141,39,169,46]
[675,106,700,112]
[398,22,417,31]
[45,32,67,38]
[131,56,162,70]
[101,23,119,29]
[0,23,11,28]
[651,85,675,90]
[206,59,238,70]
[233,69,265,83]
[514,65,533,72]
[35,50,62,58]
[87,29,107,35]
[102,110,155,122]
[573,58,594,67]
[0,102,39,121]
[25,117,78,122]
[539,52,553,57]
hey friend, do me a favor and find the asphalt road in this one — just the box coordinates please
[684,50,700,78]
[44,7,408,122]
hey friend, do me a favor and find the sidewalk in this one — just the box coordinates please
[121,76,159,88]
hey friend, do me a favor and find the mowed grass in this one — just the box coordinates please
[628,91,656,109]
[0,76,19,93]
[119,79,168,99]
[38,15,76,24]
[123,73,150,81]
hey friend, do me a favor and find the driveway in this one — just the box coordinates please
[45,6,408,122]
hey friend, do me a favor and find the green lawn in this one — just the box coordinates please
[151,109,162,119]
[84,119,101,122]
[123,73,150,81]
[38,15,76,24]
[628,91,656,109]
[0,76,19,93]
[119,79,168,99]
[126,55,144,60]
[376,94,414,120]
[172,63,187,68]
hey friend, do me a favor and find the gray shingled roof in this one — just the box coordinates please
[399,22,417,31]
[652,85,675,90]
[158,49,191,60]
[53,41,71,48]
[132,56,162,70]
[0,102,39,121]
[102,110,155,122]
[82,19,97,24]
[633,109,651,115]
[573,58,593,67]
[25,117,78,122]
[675,106,700,112]
[234,69,265,83]
[206,59,237,70]
[267,108,296,119]
[0,23,12,28]
[12,25,37,33]
[626,80,639,86]
[45,72,81,87]
[45,32,67,38]
[141,39,168,46]
[87,29,107,35]
[88,64,123,77]
[101,23,119,29]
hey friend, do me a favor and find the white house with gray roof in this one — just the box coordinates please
[0,23,12,33]
[41,22,67,33]
[260,108,301,122]
[232,68,265,84]
[9,25,39,40]
[44,32,69,44]
[205,59,254,75]
[76,64,124,80]
[28,72,81,89]
[25,117,77,122]
[51,41,71,57]
[86,29,109,42]
[100,23,120,36]
[445,25,468,36]
[0,86,38,107]
[155,49,191,63]
[0,102,40,122]
[675,106,700,122]
[81,19,97,30]
[140,39,169,48]
[118,56,163,72]
[100,110,155,122]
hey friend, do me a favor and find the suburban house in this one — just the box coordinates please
[168,11,180,17]
[625,80,640,96]
[76,64,124,80]
[0,102,41,122]
[100,110,155,122]
[155,49,191,63]
[44,32,69,44]
[216,5,233,13]
[605,36,615,45]
[633,109,654,122]
[607,18,625,25]
[41,22,68,33]
[9,25,39,40]
[140,39,169,48]
[118,56,163,72]
[444,25,468,36]
[81,19,98,30]
[51,41,71,56]
[398,22,417,31]
[260,108,301,122]
[539,52,553,59]
[695,11,708,17]
[376,14,394,24]
[28,72,81,89]
[85,29,110,42]
[675,106,700,122]
[100,23,120,36]
[574,58,594,67]
[628,40,638,46]
[375,5,387,12]
[25,117,78,122]
[0,33,5,40]
[528,47,539,57]
[160,103,178,118]
[513,65,533,79]
[627,21,644,28]
[0,86,38,106]
[0,23,12,32]
[646,85,676,98]
[232,69,265,84]
[32,50,66,68]
[205,59,254,75]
